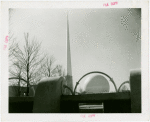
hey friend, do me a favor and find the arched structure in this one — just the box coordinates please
[118,81,130,92]
[74,71,118,94]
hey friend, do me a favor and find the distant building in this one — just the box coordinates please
[79,74,110,94]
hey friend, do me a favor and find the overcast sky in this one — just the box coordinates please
[10,9,141,92]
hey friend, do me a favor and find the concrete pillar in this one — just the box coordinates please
[33,77,66,113]
[130,69,141,113]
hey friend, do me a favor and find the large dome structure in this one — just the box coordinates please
[81,74,110,93]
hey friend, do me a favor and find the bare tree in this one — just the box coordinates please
[40,55,66,78]
[55,65,66,77]
[9,61,23,96]
[9,33,45,96]
[40,55,56,77]
[9,35,18,58]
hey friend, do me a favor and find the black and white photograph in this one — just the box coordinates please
[1,1,149,121]
[8,8,141,113]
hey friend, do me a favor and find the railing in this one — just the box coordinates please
[9,69,141,113]
[60,92,131,113]
[73,71,118,94]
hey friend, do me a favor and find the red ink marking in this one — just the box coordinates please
[103,1,118,7]
[88,114,95,118]
[111,1,118,6]
[5,36,8,43]
[3,45,7,50]
[4,36,8,50]
[103,3,109,6]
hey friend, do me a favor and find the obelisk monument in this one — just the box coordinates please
[66,13,73,94]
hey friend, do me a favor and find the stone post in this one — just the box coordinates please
[33,77,65,113]
[130,69,141,113]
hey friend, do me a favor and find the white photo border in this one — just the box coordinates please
[1,1,149,121]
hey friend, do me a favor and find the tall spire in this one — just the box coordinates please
[66,12,73,94]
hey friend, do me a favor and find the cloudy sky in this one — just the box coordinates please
[10,9,141,92]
